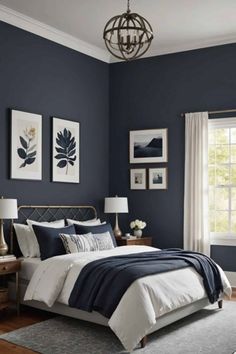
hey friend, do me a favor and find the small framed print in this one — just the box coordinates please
[11,109,42,180]
[130,169,146,190]
[52,117,80,183]
[149,168,167,190]
[129,128,168,164]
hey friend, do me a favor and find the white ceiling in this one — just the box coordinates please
[0,0,236,63]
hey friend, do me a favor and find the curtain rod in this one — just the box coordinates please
[180,108,236,117]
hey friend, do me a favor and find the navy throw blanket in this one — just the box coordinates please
[69,249,223,318]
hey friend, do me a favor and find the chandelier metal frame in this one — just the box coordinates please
[103,0,154,61]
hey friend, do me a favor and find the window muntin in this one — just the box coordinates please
[209,119,236,241]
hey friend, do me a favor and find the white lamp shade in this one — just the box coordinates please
[104,197,128,213]
[0,198,18,219]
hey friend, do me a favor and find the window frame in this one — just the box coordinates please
[209,117,236,246]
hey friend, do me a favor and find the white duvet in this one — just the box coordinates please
[24,246,232,351]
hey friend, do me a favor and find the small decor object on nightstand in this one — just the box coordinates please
[0,197,18,256]
[130,219,146,238]
[0,254,16,262]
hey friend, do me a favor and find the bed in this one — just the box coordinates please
[8,205,232,352]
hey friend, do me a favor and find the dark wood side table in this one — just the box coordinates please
[0,259,21,315]
[116,237,152,246]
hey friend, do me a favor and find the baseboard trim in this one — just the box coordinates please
[225,272,236,287]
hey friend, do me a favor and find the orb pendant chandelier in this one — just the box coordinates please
[103,0,154,61]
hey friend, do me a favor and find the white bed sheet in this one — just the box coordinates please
[19,257,41,281]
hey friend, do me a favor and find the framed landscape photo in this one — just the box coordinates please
[130,169,146,190]
[11,110,42,180]
[129,129,168,163]
[52,117,80,183]
[149,168,168,190]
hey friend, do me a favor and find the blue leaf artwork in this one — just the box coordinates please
[54,128,77,174]
[17,127,37,168]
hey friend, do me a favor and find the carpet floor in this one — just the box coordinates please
[0,301,236,354]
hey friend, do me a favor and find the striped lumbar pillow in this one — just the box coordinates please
[60,232,114,254]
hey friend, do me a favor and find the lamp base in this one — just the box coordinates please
[0,219,8,256]
[113,227,122,238]
[0,244,8,256]
[114,213,122,237]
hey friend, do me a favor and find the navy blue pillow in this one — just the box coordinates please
[74,223,117,247]
[33,224,76,260]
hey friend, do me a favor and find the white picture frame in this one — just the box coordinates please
[11,110,42,180]
[52,117,80,183]
[130,169,146,190]
[149,168,168,190]
[129,129,168,163]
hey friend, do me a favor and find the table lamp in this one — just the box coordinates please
[104,196,128,237]
[0,197,18,256]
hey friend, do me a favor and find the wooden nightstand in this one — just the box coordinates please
[116,237,152,246]
[0,259,21,315]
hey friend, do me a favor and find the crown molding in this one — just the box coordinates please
[1,4,236,64]
[147,35,236,58]
[110,34,236,63]
[0,4,110,63]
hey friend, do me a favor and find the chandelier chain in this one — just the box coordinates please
[127,0,130,13]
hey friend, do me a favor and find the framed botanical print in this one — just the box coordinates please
[129,129,168,163]
[130,169,146,190]
[149,168,168,190]
[52,117,80,183]
[11,109,42,180]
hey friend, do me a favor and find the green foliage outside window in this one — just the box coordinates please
[209,127,236,234]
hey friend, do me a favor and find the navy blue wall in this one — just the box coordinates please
[1,20,236,271]
[0,21,109,212]
[109,44,236,271]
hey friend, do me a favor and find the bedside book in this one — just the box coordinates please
[0,255,16,262]
[121,236,138,240]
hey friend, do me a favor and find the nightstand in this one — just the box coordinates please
[0,259,21,315]
[116,237,152,246]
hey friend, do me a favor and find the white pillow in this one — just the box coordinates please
[94,232,115,251]
[60,231,114,254]
[66,218,105,226]
[27,219,65,229]
[14,223,40,258]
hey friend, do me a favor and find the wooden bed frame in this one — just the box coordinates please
[9,205,224,349]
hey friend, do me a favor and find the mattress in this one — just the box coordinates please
[19,257,41,281]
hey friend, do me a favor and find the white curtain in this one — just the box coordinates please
[184,112,210,255]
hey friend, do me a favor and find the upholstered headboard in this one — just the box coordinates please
[10,205,97,255]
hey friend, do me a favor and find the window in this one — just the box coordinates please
[209,118,236,245]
